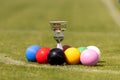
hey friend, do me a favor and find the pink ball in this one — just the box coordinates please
[80,49,99,66]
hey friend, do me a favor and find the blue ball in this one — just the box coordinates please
[25,45,41,62]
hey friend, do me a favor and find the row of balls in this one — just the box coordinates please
[25,45,101,66]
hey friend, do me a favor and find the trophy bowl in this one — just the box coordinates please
[50,21,67,31]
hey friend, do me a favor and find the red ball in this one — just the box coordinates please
[36,47,50,64]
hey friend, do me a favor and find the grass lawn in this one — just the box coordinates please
[0,0,120,80]
[114,0,120,10]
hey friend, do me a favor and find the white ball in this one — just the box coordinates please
[87,46,101,57]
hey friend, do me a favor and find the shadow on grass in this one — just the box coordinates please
[96,60,106,66]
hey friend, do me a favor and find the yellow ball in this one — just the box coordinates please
[64,47,81,64]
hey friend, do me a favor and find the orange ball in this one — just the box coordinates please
[64,47,81,64]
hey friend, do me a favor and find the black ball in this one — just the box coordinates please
[48,48,65,65]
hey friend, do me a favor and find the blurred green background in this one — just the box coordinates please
[0,0,120,80]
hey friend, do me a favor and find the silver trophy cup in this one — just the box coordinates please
[50,21,67,50]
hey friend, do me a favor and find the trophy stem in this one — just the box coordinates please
[57,42,63,50]
[54,30,64,50]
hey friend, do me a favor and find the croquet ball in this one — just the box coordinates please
[87,45,101,56]
[48,48,65,65]
[25,45,40,62]
[78,47,87,53]
[80,49,99,66]
[36,47,50,64]
[62,45,71,52]
[64,47,80,65]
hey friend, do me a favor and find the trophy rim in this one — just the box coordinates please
[49,21,67,24]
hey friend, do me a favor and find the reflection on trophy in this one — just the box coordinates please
[49,21,67,50]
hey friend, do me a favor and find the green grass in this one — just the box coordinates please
[0,64,120,80]
[0,0,120,80]
[114,0,120,10]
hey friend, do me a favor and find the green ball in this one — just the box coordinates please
[78,47,87,53]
